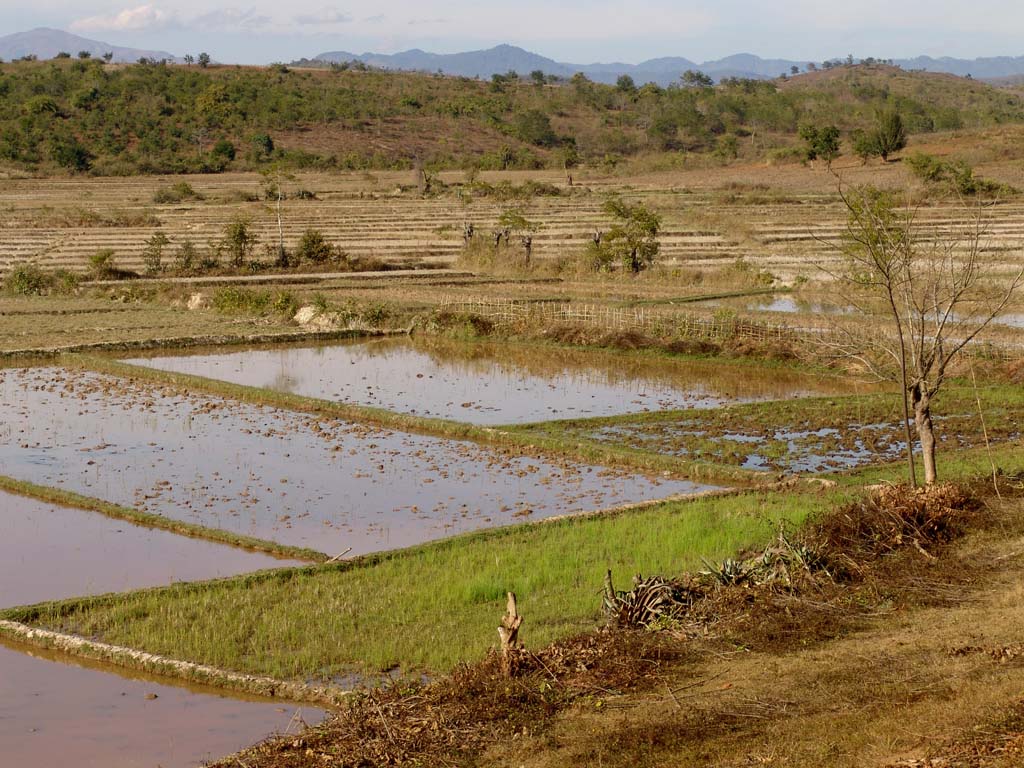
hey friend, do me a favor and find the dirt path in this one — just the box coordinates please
[484,512,1024,767]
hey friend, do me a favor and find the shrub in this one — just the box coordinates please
[173,239,198,272]
[152,182,203,204]
[294,228,335,263]
[906,152,1012,197]
[217,217,259,267]
[51,137,91,171]
[4,264,47,295]
[513,110,558,147]
[89,248,117,278]
[141,232,170,275]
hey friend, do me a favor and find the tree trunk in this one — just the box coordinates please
[911,385,938,484]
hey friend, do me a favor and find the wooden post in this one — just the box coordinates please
[498,591,523,678]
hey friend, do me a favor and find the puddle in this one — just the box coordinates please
[593,421,910,474]
[0,368,715,554]
[0,491,304,609]
[699,295,855,315]
[0,636,325,768]
[123,336,848,425]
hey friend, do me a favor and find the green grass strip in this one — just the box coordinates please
[3,489,834,680]
[0,475,328,563]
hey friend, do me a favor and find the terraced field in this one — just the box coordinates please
[4,169,1024,287]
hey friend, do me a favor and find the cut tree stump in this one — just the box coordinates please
[498,591,523,678]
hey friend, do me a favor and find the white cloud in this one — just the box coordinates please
[294,8,353,25]
[192,7,272,31]
[71,4,172,32]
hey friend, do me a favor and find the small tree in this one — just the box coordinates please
[497,209,538,265]
[173,239,198,272]
[260,164,296,265]
[616,74,637,94]
[798,124,841,169]
[295,229,335,264]
[851,130,878,164]
[595,197,661,274]
[197,52,211,68]
[680,70,713,88]
[141,232,170,275]
[184,54,195,66]
[874,110,907,162]
[218,217,259,268]
[822,186,1023,484]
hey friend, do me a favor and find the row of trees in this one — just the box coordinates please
[0,55,1017,175]
[799,111,908,168]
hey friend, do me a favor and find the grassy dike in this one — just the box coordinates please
[1,489,835,681]
[0,475,328,563]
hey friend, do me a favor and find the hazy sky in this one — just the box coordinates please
[4,1,1024,64]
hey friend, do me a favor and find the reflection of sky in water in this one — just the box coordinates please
[0,368,714,555]
[0,491,300,609]
[700,295,854,315]
[124,337,844,425]
[0,639,323,768]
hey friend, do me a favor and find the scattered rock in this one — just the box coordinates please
[186,293,208,311]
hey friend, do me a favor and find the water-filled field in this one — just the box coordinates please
[0,637,322,768]
[0,491,301,609]
[124,336,850,424]
[0,367,713,554]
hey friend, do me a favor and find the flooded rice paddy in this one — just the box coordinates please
[0,491,302,609]
[0,367,714,554]
[0,636,323,768]
[0,494,318,768]
[123,336,849,425]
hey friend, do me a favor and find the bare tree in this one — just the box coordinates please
[820,186,1022,484]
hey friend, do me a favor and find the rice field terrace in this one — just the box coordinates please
[0,166,1021,767]
[4,166,1024,284]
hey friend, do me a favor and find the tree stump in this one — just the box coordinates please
[497,591,523,678]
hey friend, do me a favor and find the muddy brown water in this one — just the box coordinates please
[122,336,848,425]
[0,367,717,554]
[0,636,324,768]
[0,494,319,767]
[0,491,304,609]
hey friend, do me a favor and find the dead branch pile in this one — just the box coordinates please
[810,482,977,566]
[218,631,689,768]
[606,483,979,632]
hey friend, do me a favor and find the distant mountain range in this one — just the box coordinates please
[2,29,1023,84]
[312,44,1024,85]
[0,28,177,64]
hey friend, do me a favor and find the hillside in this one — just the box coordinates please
[1,58,1022,176]
[0,28,177,64]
